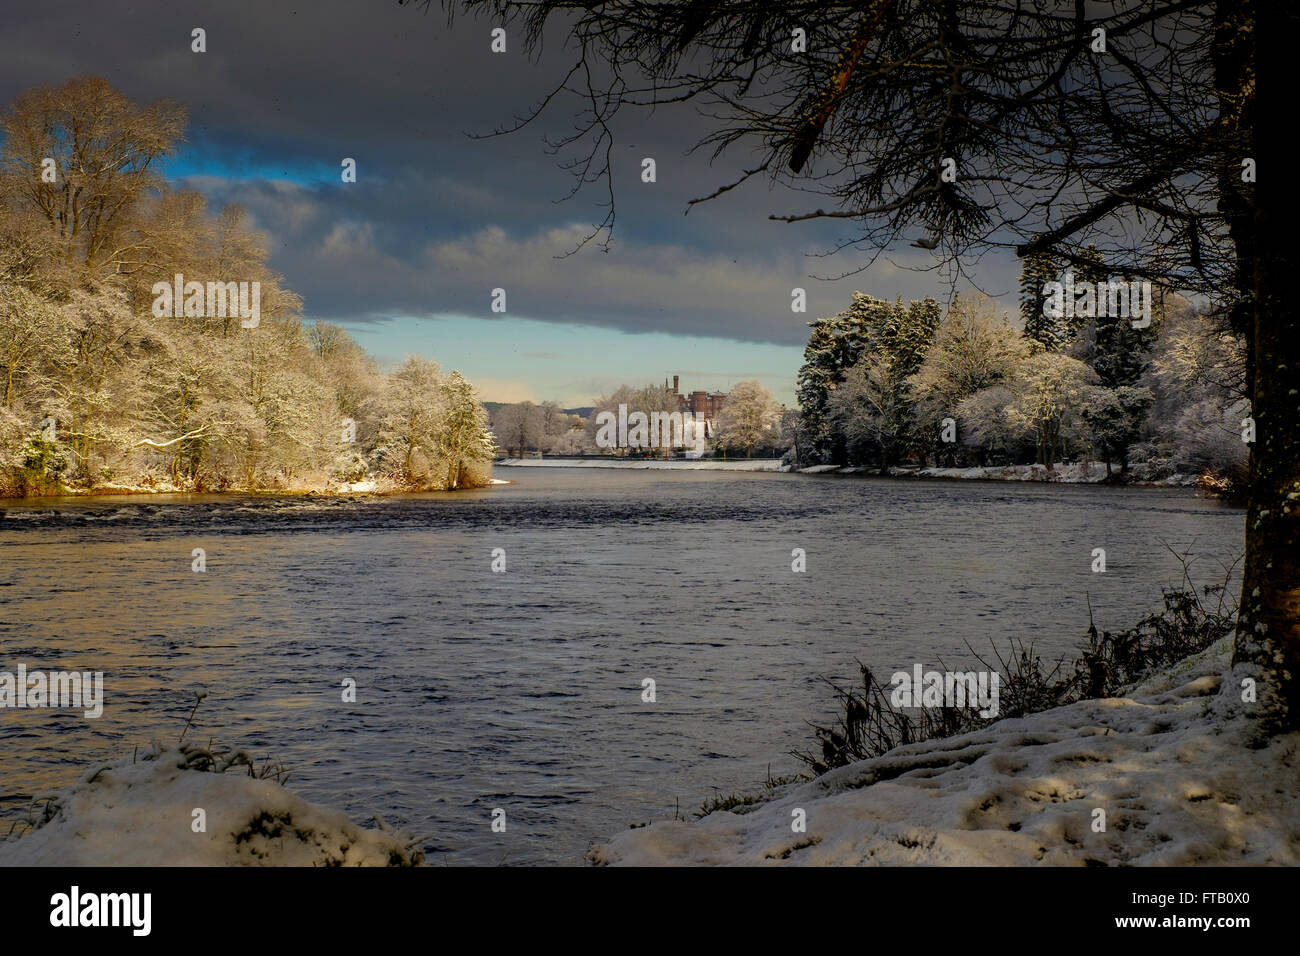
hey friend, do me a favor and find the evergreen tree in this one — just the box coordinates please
[1019,253,1063,351]
[1082,384,1155,476]
[797,294,941,467]
[795,298,874,464]
[1068,246,1159,464]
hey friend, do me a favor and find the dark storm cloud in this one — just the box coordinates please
[0,0,1009,344]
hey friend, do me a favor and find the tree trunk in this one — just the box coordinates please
[1232,198,1300,729]
[1228,0,1299,729]
[1039,420,1058,470]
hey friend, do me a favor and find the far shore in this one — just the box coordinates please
[495,456,1220,492]
[495,456,786,471]
[0,477,510,504]
[0,459,1225,504]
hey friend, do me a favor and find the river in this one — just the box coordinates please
[0,468,1243,864]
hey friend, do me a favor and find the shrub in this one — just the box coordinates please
[797,558,1238,776]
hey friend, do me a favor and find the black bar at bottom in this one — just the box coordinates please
[1,865,1277,942]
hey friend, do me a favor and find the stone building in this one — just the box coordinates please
[664,374,727,421]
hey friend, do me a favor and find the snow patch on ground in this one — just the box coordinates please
[590,638,1300,866]
[334,479,379,493]
[791,462,1200,486]
[0,745,421,866]
[902,463,1111,482]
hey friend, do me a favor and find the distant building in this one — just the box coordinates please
[665,374,727,421]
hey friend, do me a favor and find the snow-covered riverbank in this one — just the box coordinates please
[806,461,1202,487]
[496,457,786,471]
[494,457,1206,487]
[590,637,1298,865]
[0,745,421,866]
[7,641,1281,868]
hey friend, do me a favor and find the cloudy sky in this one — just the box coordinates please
[2,0,1019,405]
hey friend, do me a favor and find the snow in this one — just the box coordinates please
[496,457,784,471]
[0,745,421,866]
[902,464,1091,482]
[590,637,1300,866]
[792,462,1201,486]
[333,479,379,493]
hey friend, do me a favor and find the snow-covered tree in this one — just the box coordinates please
[374,357,447,486]
[714,379,782,458]
[491,401,544,457]
[584,383,683,456]
[435,370,496,489]
[1,283,67,408]
[828,351,914,472]
[797,293,940,465]
[1172,397,1250,490]
[545,426,587,456]
[909,296,1029,461]
[1019,253,1066,351]
[955,385,1020,465]
[0,77,496,497]
[1081,385,1155,475]
[1002,353,1097,469]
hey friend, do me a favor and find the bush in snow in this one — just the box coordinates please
[798,568,1237,776]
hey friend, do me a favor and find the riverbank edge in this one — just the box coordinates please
[495,457,786,471]
[590,637,1297,866]
[0,477,510,503]
[0,461,1218,500]
[495,456,1223,493]
[843,462,1206,489]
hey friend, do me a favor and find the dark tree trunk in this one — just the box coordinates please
[1233,192,1300,728]
[1227,0,1299,728]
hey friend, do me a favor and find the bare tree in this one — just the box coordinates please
[491,400,544,456]
[716,378,783,457]
[0,76,185,286]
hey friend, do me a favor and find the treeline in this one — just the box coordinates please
[490,380,791,458]
[0,77,495,497]
[796,260,1247,491]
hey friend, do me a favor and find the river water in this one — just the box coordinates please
[0,468,1243,864]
